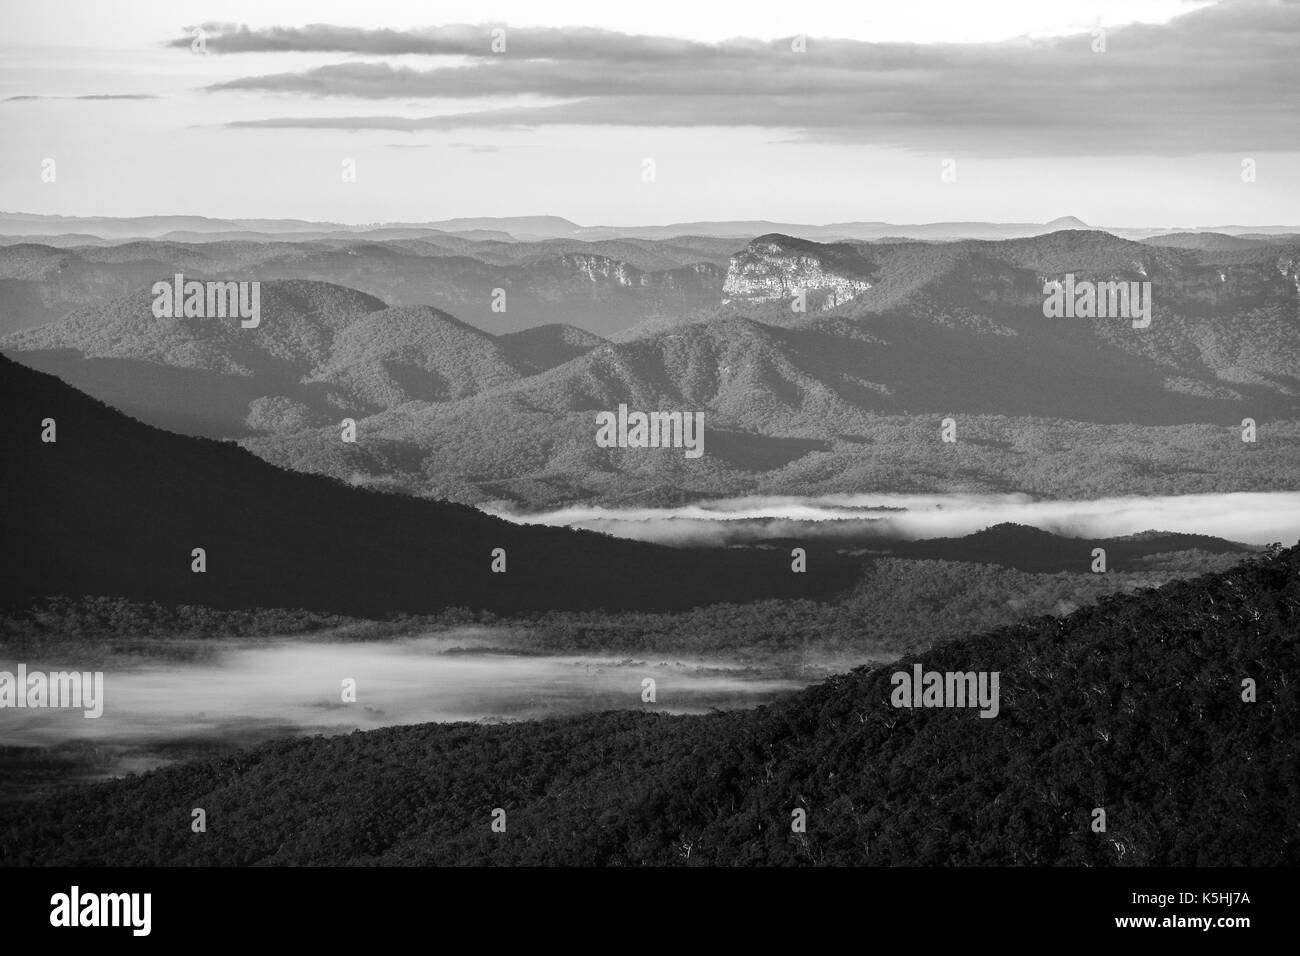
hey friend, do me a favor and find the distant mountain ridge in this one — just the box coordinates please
[0,238,731,337]
[7,227,1299,340]
[5,229,1299,506]
[7,210,1300,243]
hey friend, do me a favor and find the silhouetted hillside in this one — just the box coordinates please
[3,543,1294,865]
[889,522,1254,572]
[0,355,856,617]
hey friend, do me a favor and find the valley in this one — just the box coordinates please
[1,217,1296,868]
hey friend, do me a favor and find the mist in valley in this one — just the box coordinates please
[0,628,860,796]
[485,492,1300,547]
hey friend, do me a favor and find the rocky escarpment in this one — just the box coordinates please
[722,234,875,309]
[1278,256,1300,293]
[558,253,723,289]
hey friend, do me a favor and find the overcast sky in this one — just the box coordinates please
[1,0,1297,227]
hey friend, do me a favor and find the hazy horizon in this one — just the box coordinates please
[5,209,1300,233]
[3,0,1298,226]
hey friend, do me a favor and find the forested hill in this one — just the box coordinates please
[0,354,855,616]
[5,543,1295,866]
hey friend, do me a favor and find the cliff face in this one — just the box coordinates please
[722,235,874,308]
[1278,256,1300,293]
[558,253,723,290]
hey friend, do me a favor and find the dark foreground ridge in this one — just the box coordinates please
[3,544,1295,865]
[0,355,855,616]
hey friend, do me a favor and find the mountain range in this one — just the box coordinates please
[2,218,1295,867]
[4,227,1297,506]
[5,210,1299,243]
[0,235,740,337]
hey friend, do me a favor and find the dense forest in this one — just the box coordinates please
[250,407,1300,510]
[1,548,1248,663]
[3,544,1294,866]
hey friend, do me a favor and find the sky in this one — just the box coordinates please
[0,0,1297,227]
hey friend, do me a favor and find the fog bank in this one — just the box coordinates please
[484,492,1300,547]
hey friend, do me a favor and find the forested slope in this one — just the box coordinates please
[4,544,1295,865]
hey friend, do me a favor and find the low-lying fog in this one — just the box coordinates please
[484,492,1300,547]
[9,491,1295,795]
[1,630,819,792]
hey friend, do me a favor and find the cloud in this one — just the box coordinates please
[5,94,158,101]
[384,141,538,152]
[170,22,726,59]
[198,2,1300,156]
